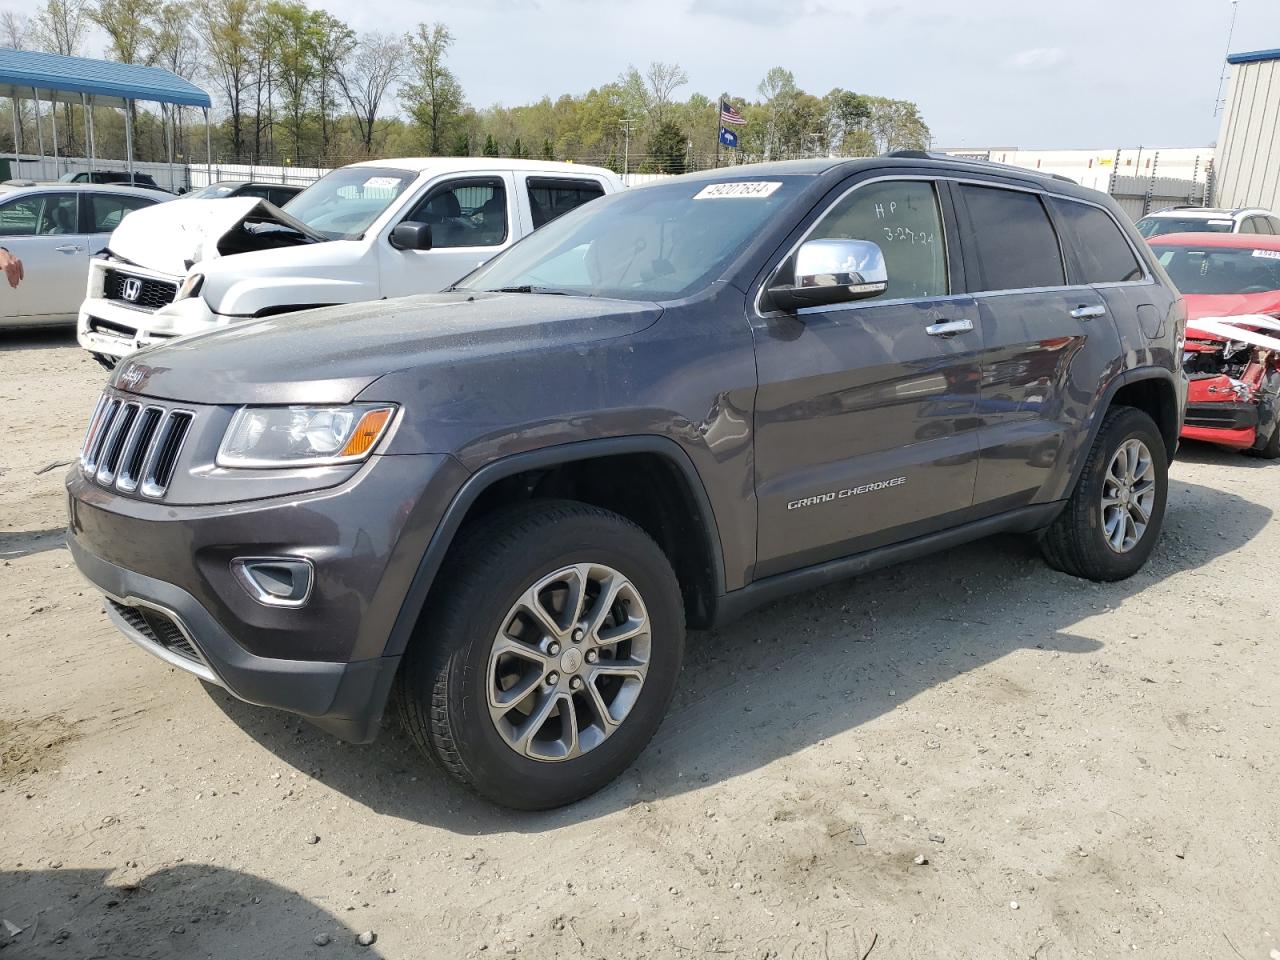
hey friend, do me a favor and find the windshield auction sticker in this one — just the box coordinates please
[694,181,782,199]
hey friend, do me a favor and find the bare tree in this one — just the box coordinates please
[403,22,463,155]
[643,61,687,126]
[334,31,406,154]
[89,0,157,64]
[150,2,200,161]
[0,10,31,48]
[197,0,258,159]
[33,0,88,55]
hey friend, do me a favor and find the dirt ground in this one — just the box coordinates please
[1,328,1277,960]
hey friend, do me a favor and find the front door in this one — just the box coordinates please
[378,174,517,298]
[0,191,86,322]
[751,177,983,579]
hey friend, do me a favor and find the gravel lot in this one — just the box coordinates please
[1,329,1277,960]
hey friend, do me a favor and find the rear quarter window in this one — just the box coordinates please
[960,185,1065,291]
[1048,197,1144,284]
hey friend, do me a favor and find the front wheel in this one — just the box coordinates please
[1040,406,1168,581]
[397,500,685,809]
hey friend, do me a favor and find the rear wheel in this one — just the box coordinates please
[397,500,685,809]
[1040,406,1168,581]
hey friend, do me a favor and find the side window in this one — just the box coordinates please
[270,188,297,207]
[0,192,79,236]
[89,194,154,233]
[1048,197,1143,284]
[806,179,948,301]
[961,185,1065,291]
[1256,217,1275,236]
[527,178,606,229]
[405,178,507,248]
[1240,217,1258,234]
[238,185,274,201]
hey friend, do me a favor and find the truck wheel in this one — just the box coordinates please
[1040,406,1168,581]
[1254,417,1280,459]
[397,500,685,809]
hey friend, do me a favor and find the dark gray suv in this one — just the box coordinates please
[67,155,1186,808]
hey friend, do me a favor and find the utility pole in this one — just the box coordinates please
[620,118,639,179]
[1215,0,1240,116]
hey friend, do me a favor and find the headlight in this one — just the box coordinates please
[217,404,396,468]
[176,272,204,300]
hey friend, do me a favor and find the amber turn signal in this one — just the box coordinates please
[339,408,394,458]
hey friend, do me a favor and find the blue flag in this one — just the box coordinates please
[719,127,738,148]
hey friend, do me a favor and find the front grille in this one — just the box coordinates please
[103,268,178,310]
[80,393,193,499]
[106,599,202,664]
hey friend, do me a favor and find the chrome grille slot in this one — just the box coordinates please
[116,406,163,492]
[96,402,139,484]
[79,394,111,466]
[142,411,193,498]
[84,398,121,471]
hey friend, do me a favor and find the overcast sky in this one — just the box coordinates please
[309,0,1280,149]
[11,0,1280,149]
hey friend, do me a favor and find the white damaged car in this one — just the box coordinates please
[77,158,622,366]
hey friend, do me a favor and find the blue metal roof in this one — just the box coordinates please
[0,47,211,108]
[1227,48,1280,65]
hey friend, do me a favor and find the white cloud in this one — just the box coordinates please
[1005,46,1069,72]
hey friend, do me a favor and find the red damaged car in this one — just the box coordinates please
[1151,232,1280,457]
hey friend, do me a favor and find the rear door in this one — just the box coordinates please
[751,175,983,578]
[378,174,516,297]
[0,191,87,322]
[957,183,1124,512]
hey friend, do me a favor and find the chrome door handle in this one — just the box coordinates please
[925,319,974,337]
[1070,304,1106,320]
[54,244,82,253]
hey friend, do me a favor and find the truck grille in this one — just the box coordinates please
[103,268,178,310]
[80,393,193,498]
[105,598,204,666]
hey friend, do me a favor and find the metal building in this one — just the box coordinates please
[1214,47,1280,210]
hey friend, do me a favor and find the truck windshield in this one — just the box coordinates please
[283,166,417,240]
[1155,245,1280,295]
[457,177,807,300]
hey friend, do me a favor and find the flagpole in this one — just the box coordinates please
[714,93,722,170]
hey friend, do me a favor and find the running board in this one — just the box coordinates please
[710,502,1064,628]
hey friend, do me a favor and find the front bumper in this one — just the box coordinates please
[77,294,227,360]
[1181,400,1259,449]
[66,453,468,741]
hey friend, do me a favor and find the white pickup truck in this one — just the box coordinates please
[77,158,623,366]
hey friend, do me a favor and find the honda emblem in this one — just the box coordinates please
[121,277,142,302]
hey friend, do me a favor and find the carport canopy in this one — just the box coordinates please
[0,47,213,186]
[0,48,210,109]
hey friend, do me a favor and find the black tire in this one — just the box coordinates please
[1040,406,1168,581]
[91,353,117,371]
[396,500,685,810]
[1254,419,1280,459]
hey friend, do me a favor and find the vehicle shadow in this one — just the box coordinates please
[0,865,384,959]
[0,527,67,561]
[0,328,78,353]
[206,476,1270,834]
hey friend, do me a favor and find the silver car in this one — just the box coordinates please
[0,182,169,328]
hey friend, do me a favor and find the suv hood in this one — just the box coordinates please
[110,292,664,404]
[106,197,325,276]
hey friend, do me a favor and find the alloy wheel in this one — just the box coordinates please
[1101,438,1156,554]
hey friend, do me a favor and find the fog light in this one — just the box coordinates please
[231,556,314,608]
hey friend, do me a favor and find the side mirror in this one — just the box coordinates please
[390,221,433,251]
[766,238,888,313]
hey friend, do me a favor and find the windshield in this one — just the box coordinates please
[1155,245,1280,295]
[1137,216,1234,238]
[281,166,417,240]
[186,182,240,200]
[457,177,808,300]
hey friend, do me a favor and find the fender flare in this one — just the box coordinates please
[382,435,727,658]
[1067,365,1182,494]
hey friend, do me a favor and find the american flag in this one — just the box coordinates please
[720,101,746,126]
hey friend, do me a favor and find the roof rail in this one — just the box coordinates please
[881,149,1077,185]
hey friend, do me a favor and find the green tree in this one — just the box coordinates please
[197,0,258,158]
[541,137,553,160]
[452,131,470,155]
[403,21,464,154]
[482,132,498,157]
[648,119,685,174]
[309,10,355,157]
[263,1,317,160]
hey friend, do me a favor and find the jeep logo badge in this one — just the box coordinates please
[120,365,144,388]
[121,277,142,302]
